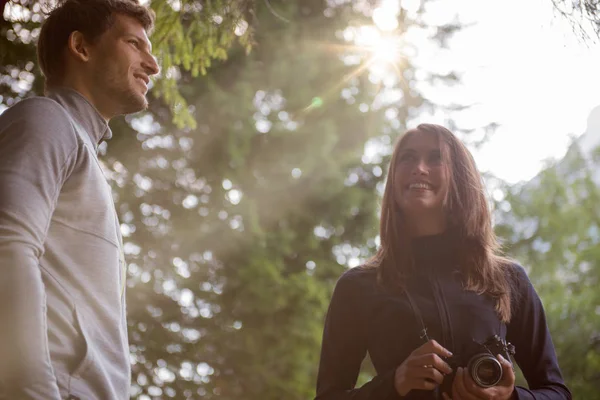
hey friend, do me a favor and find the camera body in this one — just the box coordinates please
[440,335,515,394]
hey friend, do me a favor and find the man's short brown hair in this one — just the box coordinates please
[37,0,155,88]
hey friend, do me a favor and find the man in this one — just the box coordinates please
[0,0,159,398]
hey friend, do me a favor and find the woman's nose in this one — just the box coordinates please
[412,159,428,175]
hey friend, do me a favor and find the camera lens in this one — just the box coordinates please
[467,355,502,387]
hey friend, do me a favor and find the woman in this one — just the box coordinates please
[314,124,571,400]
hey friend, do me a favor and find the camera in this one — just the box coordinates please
[440,335,515,393]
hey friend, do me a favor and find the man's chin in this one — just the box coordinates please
[120,93,149,115]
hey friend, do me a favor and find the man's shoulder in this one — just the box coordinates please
[0,96,79,143]
[1,95,69,122]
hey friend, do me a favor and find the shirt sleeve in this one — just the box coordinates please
[0,98,78,399]
[506,264,572,400]
[315,270,403,400]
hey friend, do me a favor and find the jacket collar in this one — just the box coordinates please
[47,87,112,149]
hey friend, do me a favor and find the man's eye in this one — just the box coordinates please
[129,40,139,48]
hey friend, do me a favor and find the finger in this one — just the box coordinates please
[442,392,452,400]
[453,368,480,400]
[412,339,452,358]
[498,354,516,386]
[407,375,438,392]
[462,367,492,400]
[425,339,454,358]
[452,368,467,398]
[415,353,453,375]
[407,364,446,385]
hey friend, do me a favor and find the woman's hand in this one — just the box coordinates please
[394,339,454,396]
[441,354,515,400]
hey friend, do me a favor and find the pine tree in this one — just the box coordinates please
[495,139,600,399]
[2,0,470,398]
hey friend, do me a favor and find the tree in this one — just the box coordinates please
[112,1,429,397]
[1,0,255,127]
[1,0,469,398]
[107,1,469,398]
[551,0,600,40]
[494,138,600,399]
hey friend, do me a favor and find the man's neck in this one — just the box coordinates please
[57,78,111,122]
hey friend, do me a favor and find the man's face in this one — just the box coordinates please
[88,14,159,116]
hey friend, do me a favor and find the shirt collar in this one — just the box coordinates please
[47,87,112,148]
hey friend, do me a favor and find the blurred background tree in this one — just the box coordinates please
[494,123,600,398]
[1,0,599,399]
[551,0,600,41]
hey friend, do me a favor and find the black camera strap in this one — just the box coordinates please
[404,288,430,343]
[405,288,445,400]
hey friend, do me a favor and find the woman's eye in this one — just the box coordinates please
[399,153,415,162]
[429,153,442,164]
[129,40,139,48]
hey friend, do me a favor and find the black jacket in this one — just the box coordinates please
[315,234,571,400]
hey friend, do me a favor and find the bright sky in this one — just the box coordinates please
[371,0,600,184]
[3,0,598,185]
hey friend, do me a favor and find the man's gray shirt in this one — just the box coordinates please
[0,88,129,399]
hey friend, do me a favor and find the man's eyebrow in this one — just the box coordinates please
[127,34,152,52]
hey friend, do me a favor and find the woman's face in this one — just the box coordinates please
[394,132,449,217]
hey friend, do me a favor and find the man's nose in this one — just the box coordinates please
[143,53,160,76]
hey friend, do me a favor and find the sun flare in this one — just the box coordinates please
[364,32,403,65]
[299,2,406,113]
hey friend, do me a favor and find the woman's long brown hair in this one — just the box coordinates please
[366,123,513,323]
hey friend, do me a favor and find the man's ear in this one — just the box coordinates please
[67,31,92,62]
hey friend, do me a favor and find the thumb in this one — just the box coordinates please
[497,354,515,384]
[497,354,512,368]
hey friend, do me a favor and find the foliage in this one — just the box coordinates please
[149,0,255,128]
[494,140,600,399]
[1,0,255,127]
[8,0,583,399]
[551,0,600,41]
[108,1,430,396]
